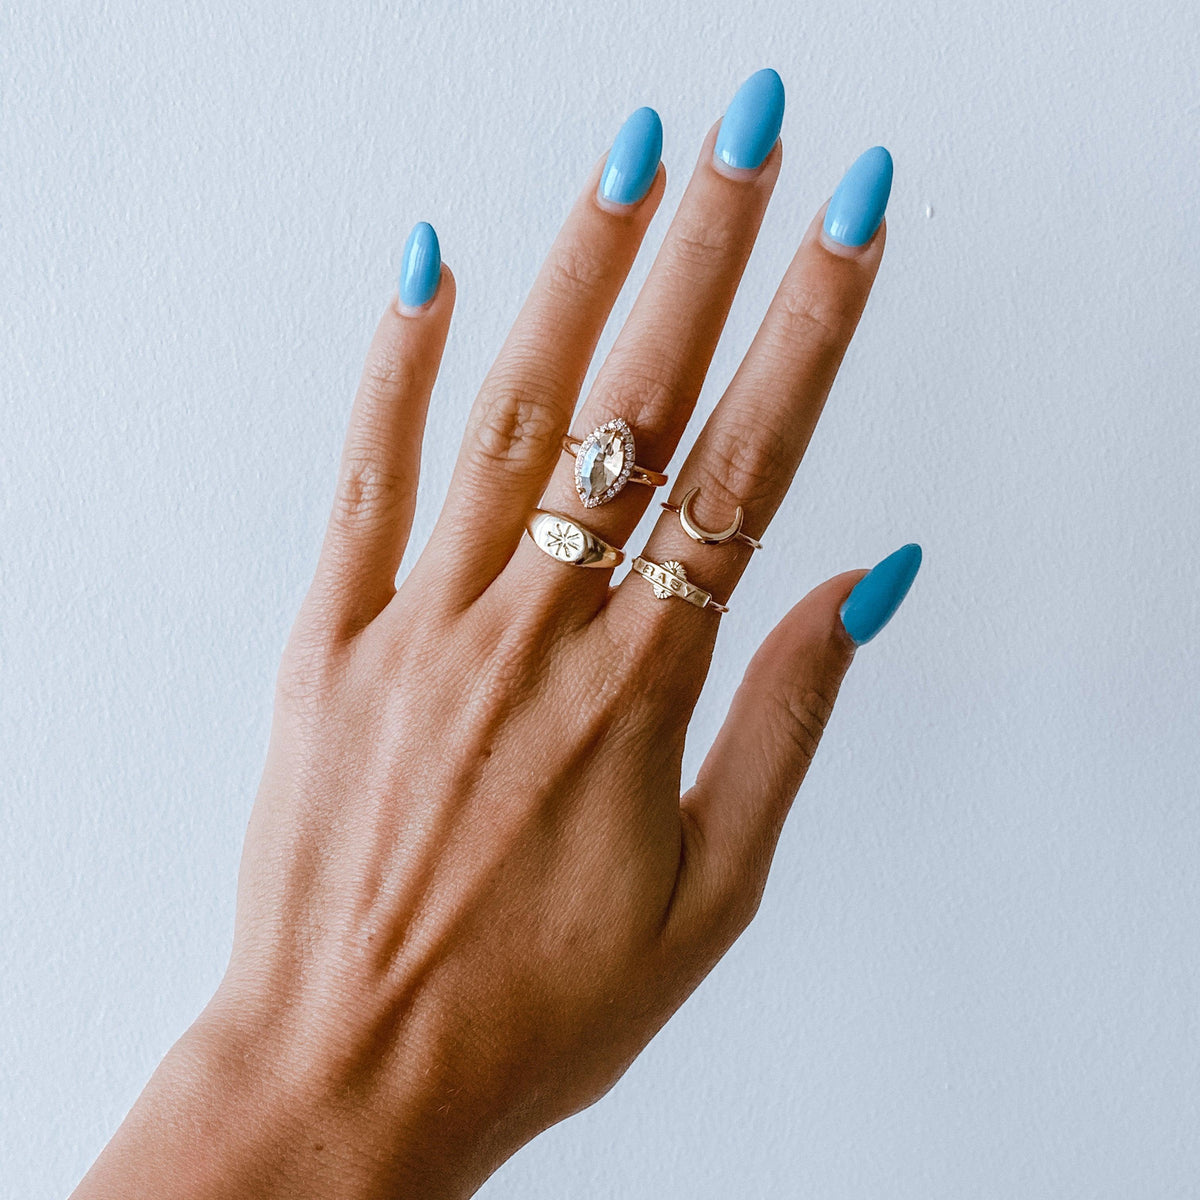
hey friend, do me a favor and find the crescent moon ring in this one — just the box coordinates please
[661,487,763,549]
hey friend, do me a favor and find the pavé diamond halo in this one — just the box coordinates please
[560,417,668,508]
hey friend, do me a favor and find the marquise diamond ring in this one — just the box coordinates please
[561,417,667,508]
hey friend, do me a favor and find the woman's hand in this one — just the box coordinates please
[74,70,919,1200]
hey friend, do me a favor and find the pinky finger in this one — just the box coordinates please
[306,222,455,641]
[668,545,921,949]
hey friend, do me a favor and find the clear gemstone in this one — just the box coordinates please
[578,430,628,502]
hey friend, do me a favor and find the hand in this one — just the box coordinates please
[73,69,920,1200]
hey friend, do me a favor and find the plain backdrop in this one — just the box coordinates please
[2,1,1198,1196]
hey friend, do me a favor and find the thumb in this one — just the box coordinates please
[675,544,922,941]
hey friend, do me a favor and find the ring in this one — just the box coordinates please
[525,510,624,568]
[560,417,667,508]
[660,486,763,549]
[629,555,729,613]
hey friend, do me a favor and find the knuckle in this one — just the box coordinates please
[665,218,739,270]
[582,617,647,709]
[546,242,613,298]
[769,686,835,766]
[777,283,856,353]
[597,359,688,436]
[697,411,792,511]
[667,807,779,960]
[456,605,548,726]
[358,348,418,407]
[275,625,344,712]
[731,871,768,935]
[333,455,408,527]
[707,859,768,948]
[467,382,563,478]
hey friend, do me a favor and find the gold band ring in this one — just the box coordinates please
[525,510,624,568]
[629,555,729,614]
[660,486,763,549]
[560,417,667,508]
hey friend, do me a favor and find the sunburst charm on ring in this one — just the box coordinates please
[651,560,687,599]
[561,417,668,508]
[629,555,729,613]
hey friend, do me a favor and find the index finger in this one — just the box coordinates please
[418,109,666,609]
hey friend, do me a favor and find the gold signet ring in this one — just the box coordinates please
[525,510,624,568]
[659,487,763,549]
[560,417,668,508]
[629,555,729,614]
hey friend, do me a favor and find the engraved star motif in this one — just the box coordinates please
[547,521,584,560]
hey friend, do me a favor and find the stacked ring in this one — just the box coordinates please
[525,510,623,568]
[659,486,762,549]
[629,555,729,614]
[561,417,667,508]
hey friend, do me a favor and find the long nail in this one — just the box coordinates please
[822,146,893,249]
[840,543,922,645]
[597,107,663,208]
[713,67,785,172]
[398,221,441,311]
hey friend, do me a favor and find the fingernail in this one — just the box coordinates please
[839,543,922,646]
[822,146,893,248]
[598,106,663,207]
[713,67,785,172]
[398,221,441,311]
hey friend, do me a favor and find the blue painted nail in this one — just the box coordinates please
[598,107,663,207]
[839,543,922,646]
[398,221,441,309]
[713,68,785,171]
[823,146,893,247]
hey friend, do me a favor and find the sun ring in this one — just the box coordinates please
[524,510,624,568]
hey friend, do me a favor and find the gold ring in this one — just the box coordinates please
[660,486,763,549]
[561,417,668,508]
[629,555,728,613]
[525,510,624,568]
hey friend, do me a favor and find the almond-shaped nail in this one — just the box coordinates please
[839,543,922,645]
[713,67,785,172]
[398,221,441,311]
[598,107,663,208]
[823,146,893,248]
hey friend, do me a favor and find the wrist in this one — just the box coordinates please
[71,982,488,1200]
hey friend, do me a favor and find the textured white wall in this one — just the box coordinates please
[3,1,1198,1195]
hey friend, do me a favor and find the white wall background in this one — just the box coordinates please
[3,1,1198,1195]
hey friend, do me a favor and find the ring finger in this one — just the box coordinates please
[609,146,894,652]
